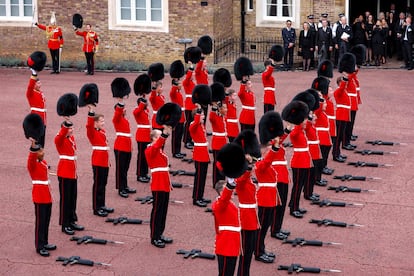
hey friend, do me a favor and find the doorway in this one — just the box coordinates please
[349,0,413,21]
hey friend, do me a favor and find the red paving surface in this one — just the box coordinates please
[0,66,414,275]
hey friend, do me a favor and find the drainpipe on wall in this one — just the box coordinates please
[241,0,246,54]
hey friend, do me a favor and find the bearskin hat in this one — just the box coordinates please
[79,83,99,107]
[338,53,356,73]
[233,129,261,159]
[317,59,334,78]
[111,77,131,98]
[311,77,330,95]
[156,102,182,128]
[268,45,284,62]
[234,57,254,81]
[258,111,284,145]
[134,74,152,96]
[148,63,165,82]
[306,88,321,111]
[57,93,78,116]
[72,13,83,28]
[350,44,366,67]
[213,68,232,88]
[282,100,310,125]
[292,91,316,112]
[27,51,47,72]
[210,82,225,103]
[192,84,212,105]
[184,46,202,64]
[23,113,45,140]
[169,60,185,79]
[216,143,248,178]
[197,35,213,55]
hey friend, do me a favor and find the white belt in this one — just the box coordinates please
[153,111,158,114]
[272,160,287,166]
[194,142,208,147]
[150,167,169,173]
[137,124,151,128]
[348,93,357,97]
[212,132,226,137]
[258,183,277,188]
[308,140,320,145]
[218,226,241,232]
[356,88,360,91]
[32,180,49,185]
[59,155,77,160]
[316,127,329,131]
[226,119,238,123]
[336,104,351,109]
[327,115,336,120]
[264,87,275,91]
[239,203,257,208]
[242,105,256,110]
[185,94,192,98]
[116,132,132,137]
[294,147,309,152]
[92,146,109,151]
[31,107,46,112]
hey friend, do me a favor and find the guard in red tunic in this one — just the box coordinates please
[145,126,173,248]
[169,81,186,158]
[195,56,209,85]
[224,89,239,142]
[26,70,46,147]
[343,70,359,149]
[262,58,277,113]
[332,75,350,162]
[182,64,196,149]
[149,82,165,130]
[35,12,63,74]
[75,24,99,75]
[238,78,256,131]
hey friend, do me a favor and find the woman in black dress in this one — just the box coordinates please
[365,14,375,65]
[387,12,396,58]
[372,20,386,66]
[299,22,315,71]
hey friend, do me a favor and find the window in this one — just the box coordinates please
[246,0,253,12]
[265,0,293,19]
[256,0,298,28]
[0,0,33,20]
[109,0,168,32]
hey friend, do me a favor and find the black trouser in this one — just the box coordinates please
[337,42,349,67]
[228,136,235,143]
[255,206,275,256]
[345,110,357,145]
[264,104,274,114]
[172,122,184,155]
[320,145,332,168]
[92,165,109,211]
[114,150,131,191]
[284,47,294,68]
[85,51,95,73]
[34,203,52,251]
[403,41,413,68]
[137,141,149,178]
[240,123,255,132]
[218,255,237,276]
[212,150,225,188]
[332,120,347,159]
[193,161,208,201]
[38,125,46,148]
[237,229,257,276]
[304,166,315,198]
[289,168,310,212]
[58,177,77,228]
[183,110,193,144]
[313,159,324,182]
[271,182,288,235]
[396,38,403,60]
[202,105,208,125]
[150,191,169,240]
[50,48,59,72]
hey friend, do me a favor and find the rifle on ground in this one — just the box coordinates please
[327,186,376,193]
[365,140,407,146]
[56,256,111,266]
[169,170,195,176]
[70,235,124,245]
[135,195,184,204]
[309,219,364,228]
[355,149,398,155]
[105,217,149,225]
[311,198,364,207]
[172,182,193,188]
[205,207,212,213]
[182,158,194,163]
[282,237,341,247]
[347,161,393,168]
[333,174,381,181]
[278,263,341,274]
[176,249,215,260]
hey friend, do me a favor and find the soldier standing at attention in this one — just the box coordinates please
[75,24,99,75]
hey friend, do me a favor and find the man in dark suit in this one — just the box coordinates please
[395,12,406,61]
[316,18,333,62]
[335,16,353,65]
[307,15,317,69]
[282,20,296,70]
[402,15,414,70]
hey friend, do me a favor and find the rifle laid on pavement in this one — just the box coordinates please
[169,169,195,176]
[135,195,184,204]
[278,263,341,274]
[365,140,406,146]
[176,249,215,260]
[355,149,398,155]
[282,237,341,247]
[70,235,124,245]
[347,161,393,168]
[172,182,193,188]
[56,256,111,266]
[327,185,375,193]
[309,219,364,228]
[333,174,381,181]
[105,217,149,225]
[311,198,364,207]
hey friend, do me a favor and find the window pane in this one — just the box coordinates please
[136,0,145,8]
[24,0,32,4]
[151,9,161,21]
[136,9,146,20]
[121,0,131,7]
[0,0,5,3]
[267,0,277,16]
[11,0,19,4]
[24,6,32,16]
[282,0,292,17]
[121,8,131,19]
[0,6,5,16]
[151,0,161,9]
[11,6,19,16]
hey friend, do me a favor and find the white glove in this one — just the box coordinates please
[227,178,235,184]
[30,68,37,76]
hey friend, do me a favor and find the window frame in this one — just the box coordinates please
[0,0,36,26]
[256,0,300,28]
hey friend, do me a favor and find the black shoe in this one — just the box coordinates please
[339,154,347,159]
[184,143,194,149]
[265,251,275,259]
[408,67,413,70]
[55,71,60,74]
[201,198,212,204]
[316,180,328,186]
[193,200,207,207]
[94,209,109,217]
[43,244,57,251]
[342,144,355,151]
[85,72,91,75]
[255,254,274,263]
[151,239,165,248]
[90,72,94,75]
[70,223,85,231]
[351,135,358,141]
[62,226,75,235]
[137,176,150,183]
[50,71,56,74]
[125,187,137,194]
[290,211,304,218]
[271,232,288,240]
[37,248,50,257]
[306,195,320,201]
[280,229,290,236]
[160,235,173,244]
[118,190,129,198]
[101,206,114,213]
[322,167,334,175]
[206,131,212,136]
[333,156,346,163]
[173,153,185,159]
[298,208,307,214]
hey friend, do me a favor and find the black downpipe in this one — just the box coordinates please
[241,0,246,54]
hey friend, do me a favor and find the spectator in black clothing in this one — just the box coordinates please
[381,19,389,63]
[352,15,366,45]
[315,18,333,62]
[387,11,396,58]
[299,22,315,71]
[372,20,386,66]
[335,16,353,65]
[402,15,414,70]
[395,12,406,61]
[365,14,375,65]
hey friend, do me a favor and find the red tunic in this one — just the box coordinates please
[255,149,280,207]
[169,85,185,123]
[54,125,77,179]
[355,69,362,104]
[37,24,64,50]
[238,84,256,125]
[86,114,109,167]
[235,170,260,230]
[334,79,351,122]
[212,186,241,256]
[347,73,358,111]
[209,109,227,151]
[149,90,165,129]
[189,113,210,162]
[224,96,239,139]
[314,106,332,146]
[133,101,151,143]
[271,134,290,184]
[26,77,46,125]
[182,69,196,111]
[324,95,336,137]
[195,60,208,84]
[261,65,276,105]
[289,125,312,168]
[113,105,132,152]
[75,30,99,53]
[305,120,322,160]
[27,150,52,204]
[145,136,171,192]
